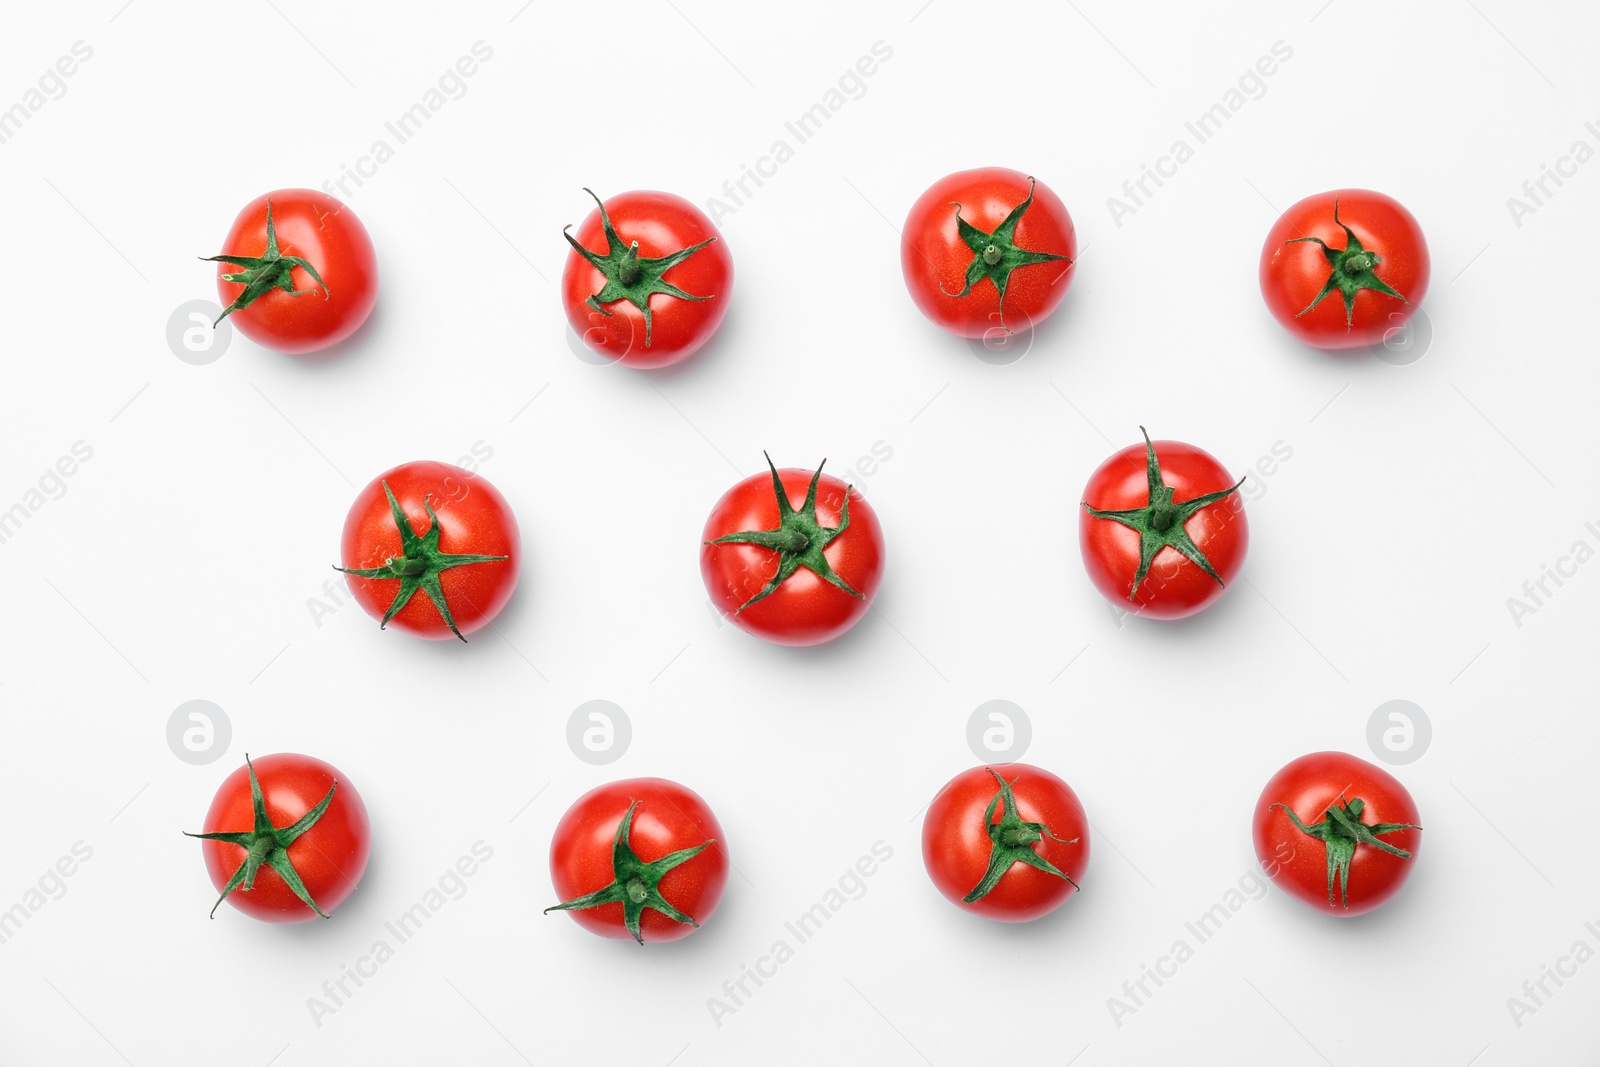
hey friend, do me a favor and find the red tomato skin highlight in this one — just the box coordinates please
[340,461,521,640]
[214,189,378,355]
[1078,440,1247,620]
[1258,188,1430,350]
[900,167,1076,338]
[1253,751,1422,917]
[921,763,1090,923]
[561,190,733,369]
[549,778,729,943]
[199,754,370,923]
[700,468,885,647]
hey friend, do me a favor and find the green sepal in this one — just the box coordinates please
[1287,198,1410,329]
[333,481,510,642]
[939,176,1071,333]
[563,188,717,348]
[200,199,329,325]
[704,454,862,613]
[1271,796,1421,908]
[544,799,715,944]
[1080,428,1245,602]
[183,754,338,920]
[963,768,1080,902]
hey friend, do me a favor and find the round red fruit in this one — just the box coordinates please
[188,753,370,923]
[207,189,377,355]
[562,188,733,369]
[547,777,729,944]
[337,461,520,642]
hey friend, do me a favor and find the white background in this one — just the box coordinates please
[1,1,1596,1063]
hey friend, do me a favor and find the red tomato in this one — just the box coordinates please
[562,189,733,368]
[206,189,378,355]
[1259,189,1429,350]
[547,777,729,944]
[700,455,885,646]
[1079,429,1247,620]
[337,461,520,642]
[1253,751,1422,916]
[188,753,370,923]
[922,764,1089,922]
[901,167,1076,339]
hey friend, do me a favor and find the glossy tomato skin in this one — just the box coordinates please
[214,189,378,355]
[1253,752,1422,917]
[199,754,370,923]
[922,764,1089,922]
[901,167,1076,338]
[1079,440,1247,619]
[549,778,729,943]
[340,461,521,640]
[562,191,733,368]
[1259,189,1430,350]
[700,469,885,646]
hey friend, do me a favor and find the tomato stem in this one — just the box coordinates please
[703,454,862,613]
[963,769,1079,903]
[936,176,1072,334]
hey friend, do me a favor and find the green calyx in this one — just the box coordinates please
[1288,198,1409,329]
[183,754,338,919]
[704,453,862,613]
[545,800,715,945]
[940,176,1071,333]
[964,768,1079,903]
[1081,428,1245,602]
[563,188,717,348]
[334,481,509,642]
[201,199,329,325]
[1272,796,1420,908]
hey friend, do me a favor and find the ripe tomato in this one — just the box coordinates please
[901,167,1076,339]
[922,764,1089,922]
[1079,429,1246,620]
[1253,751,1422,916]
[1259,189,1430,350]
[562,188,733,368]
[206,189,378,355]
[547,777,728,944]
[187,754,370,923]
[700,455,885,646]
[337,461,520,642]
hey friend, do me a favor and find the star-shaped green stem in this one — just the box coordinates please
[544,800,715,945]
[939,176,1071,333]
[563,187,717,349]
[183,754,339,919]
[200,199,329,325]
[704,454,862,613]
[1081,428,1245,602]
[1271,796,1420,908]
[1287,198,1409,329]
[964,769,1079,902]
[333,481,509,642]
